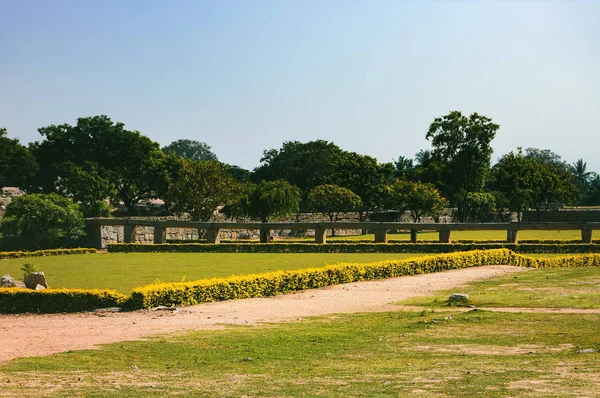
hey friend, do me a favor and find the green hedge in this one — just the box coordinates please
[108,242,600,254]
[0,288,127,313]
[166,238,591,245]
[129,249,519,308]
[4,249,600,312]
[0,248,97,260]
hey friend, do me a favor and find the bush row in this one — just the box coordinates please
[4,249,600,313]
[166,238,590,245]
[108,242,600,254]
[129,249,518,308]
[0,248,97,260]
[0,288,127,313]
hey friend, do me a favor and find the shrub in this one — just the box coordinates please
[0,193,85,251]
[130,249,517,308]
[108,242,600,254]
[0,288,127,314]
[0,248,96,260]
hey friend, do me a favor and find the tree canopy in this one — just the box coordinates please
[163,139,218,161]
[252,140,344,194]
[167,159,241,221]
[0,193,85,250]
[425,111,499,218]
[27,115,170,215]
[0,128,38,189]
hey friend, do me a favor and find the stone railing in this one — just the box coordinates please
[84,218,600,249]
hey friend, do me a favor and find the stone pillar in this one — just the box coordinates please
[410,229,418,243]
[439,229,452,243]
[153,225,165,244]
[581,228,593,244]
[260,227,272,243]
[507,229,519,244]
[207,228,221,244]
[374,229,388,243]
[85,224,103,249]
[124,224,136,244]
[314,228,327,244]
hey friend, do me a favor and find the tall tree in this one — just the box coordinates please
[252,140,344,194]
[167,159,241,221]
[0,128,38,189]
[335,152,395,221]
[163,139,218,161]
[425,111,499,221]
[386,180,447,223]
[570,159,595,195]
[224,180,301,222]
[307,184,362,236]
[27,115,169,215]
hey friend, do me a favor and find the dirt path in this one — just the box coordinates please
[0,265,527,363]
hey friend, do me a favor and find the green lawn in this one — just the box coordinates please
[0,252,429,293]
[2,261,599,396]
[283,229,584,241]
[399,266,600,309]
[1,310,598,397]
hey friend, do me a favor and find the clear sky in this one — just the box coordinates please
[1,0,599,171]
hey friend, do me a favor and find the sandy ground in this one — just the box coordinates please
[0,265,529,363]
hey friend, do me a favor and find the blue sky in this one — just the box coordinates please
[1,0,599,171]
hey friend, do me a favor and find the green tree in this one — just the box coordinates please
[167,159,241,221]
[463,192,496,222]
[226,165,252,183]
[524,148,566,169]
[162,139,218,161]
[528,162,580,220]
[490,150,534,222]
[0,128,38,189]
[225,180,301,222]
[386,180,447,222]
[335,152,395,223]
[491,150,580,221]
[425,111,499,221]
[570,159,595,196]
[252,140,344,194]
[393,156,415,179]
[27,115,169,215]
[581,176,600,206]
[307,184,362,236]
[0,193,85,251]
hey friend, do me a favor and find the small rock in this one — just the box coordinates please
[24,272,48,289]
[0,275,25,288]
[448,293,469,303]
[577,348,598,354]
[152,306,177,311]
[34,284,46,290]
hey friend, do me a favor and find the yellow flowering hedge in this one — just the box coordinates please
[3,249,600,313]
[129,249,519,308]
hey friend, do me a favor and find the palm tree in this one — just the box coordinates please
[570,159,596,190]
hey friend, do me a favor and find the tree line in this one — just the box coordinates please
[1,111,598,233]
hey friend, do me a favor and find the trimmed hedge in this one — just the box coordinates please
[0,248,97,260]
[0,288,127,314]
[108,242,600,254]
[4,249,600,312]
[130,249,520,308]
[166,238,592,245]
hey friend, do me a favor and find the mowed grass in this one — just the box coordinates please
[400,266,600,309]
[1,310,598,397]
[0,252,430,293]
[287,229,584,241]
